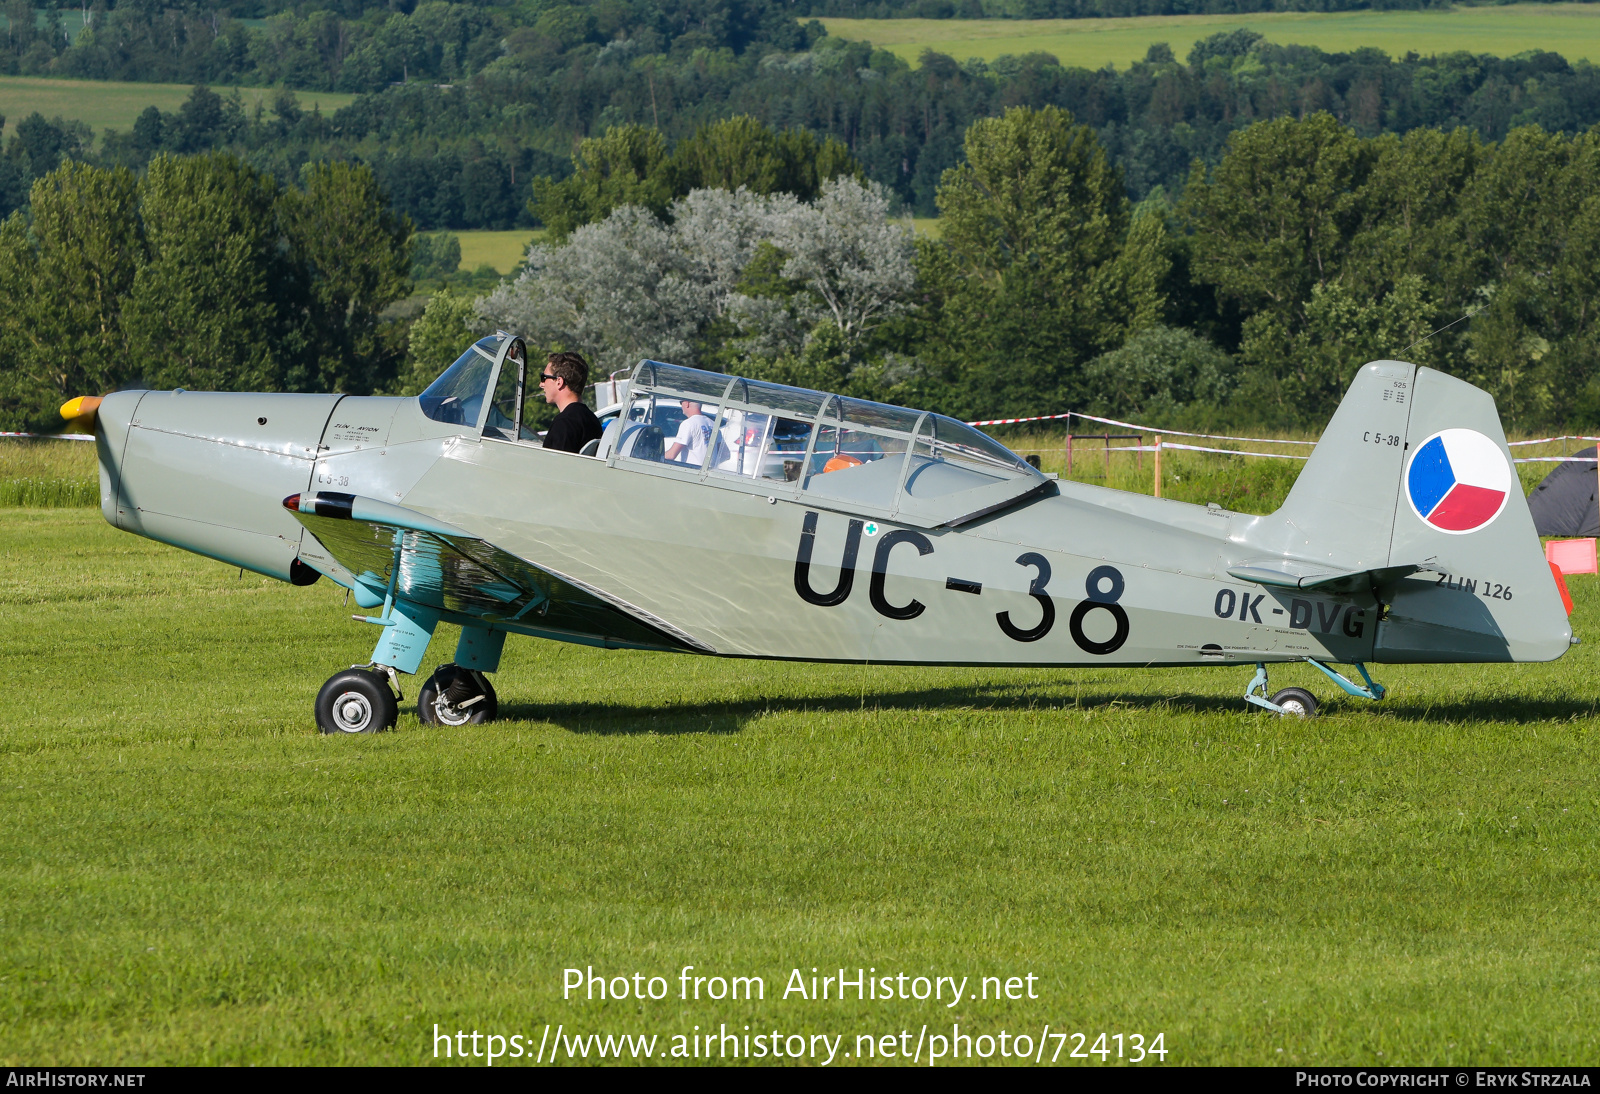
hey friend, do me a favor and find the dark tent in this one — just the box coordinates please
[1527,446,1600,536]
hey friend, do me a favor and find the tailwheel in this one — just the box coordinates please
[1269,687,1318,718]
[418,663,498,726]
[315,668,399,735]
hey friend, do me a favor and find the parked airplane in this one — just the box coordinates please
[61,334,1571,732]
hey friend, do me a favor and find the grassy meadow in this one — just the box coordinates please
[0,75,357,144]
[452,229,541,275]
[819,3,1600,68]
[3,427,1600,1064]
[0,438,97,507]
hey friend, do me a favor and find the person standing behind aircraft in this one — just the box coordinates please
[539,351,603,453]
[664,399,727,467]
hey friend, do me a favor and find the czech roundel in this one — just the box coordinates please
[1405,428,1512,534]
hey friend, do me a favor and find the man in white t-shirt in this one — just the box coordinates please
[664,399,726,467]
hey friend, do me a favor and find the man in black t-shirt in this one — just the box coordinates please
[539,351,603,454]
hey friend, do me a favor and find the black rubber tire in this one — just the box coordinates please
[417,664,498,726]
[1269,686,1319,718]
[315,668,398,735]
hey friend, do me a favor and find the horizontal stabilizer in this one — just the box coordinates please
[1227,558,1427,593]
[285,491,712,653]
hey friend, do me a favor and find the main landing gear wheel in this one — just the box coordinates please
[418,663,498,726]
[1269,687,1318,718]
[315,668,399,735]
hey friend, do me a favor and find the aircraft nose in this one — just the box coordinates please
[60,396,102,434]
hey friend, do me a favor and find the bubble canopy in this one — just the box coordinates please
[630,361,1034,475]
[623,360,1047,527]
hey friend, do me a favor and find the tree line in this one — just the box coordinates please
[8,104,1600,434]
[473,105,1600,433]
[11,14,1600,229]
[0,155,410,431]
[0,0,1491,94]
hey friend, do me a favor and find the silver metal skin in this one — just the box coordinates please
[86,338,1571,721]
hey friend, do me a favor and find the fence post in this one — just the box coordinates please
[1154,435,1162,498]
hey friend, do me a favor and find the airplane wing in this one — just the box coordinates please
[285,491,712,654]
[1226,558,1431,593]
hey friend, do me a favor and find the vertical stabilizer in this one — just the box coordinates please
[1270,360,1417,572]
[1258,360,1567,663]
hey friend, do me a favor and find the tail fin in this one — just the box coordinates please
[1267,360,1569,663]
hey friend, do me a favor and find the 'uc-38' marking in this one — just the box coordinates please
[794,513,1132,653]
[871,530,933,620]
[1070,565,1130,655]
[794,512,862,607]
[996,552,1054,642]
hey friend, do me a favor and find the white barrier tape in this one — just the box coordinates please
[1507,435,1600,447]
[1153,442,1308,460]
[966,412,1076,427]
[0,432,94,440]
[969,408,1320,446]
[1514,456,1599,463]
[1100,442,1308,459]
[1067,411,1320,446]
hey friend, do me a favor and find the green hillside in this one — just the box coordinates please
[0,75,356,143]
[820,4,1600,68]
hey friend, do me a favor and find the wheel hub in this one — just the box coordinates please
[333,690,373,732]
[430,694,475,726]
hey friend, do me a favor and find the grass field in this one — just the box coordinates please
[0,438,97,507]
[3,437,1600,1064]
[453,229,541,274]
[0,75,357,143]
[819,3,1600,68]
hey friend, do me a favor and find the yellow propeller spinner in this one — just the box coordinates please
[59,395,102,435]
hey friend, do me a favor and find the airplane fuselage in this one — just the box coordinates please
[93,380,1563,671]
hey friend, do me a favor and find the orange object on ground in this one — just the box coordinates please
[823,454,863,473]
[1550,560,1575,615]
[1546,537,1598,575]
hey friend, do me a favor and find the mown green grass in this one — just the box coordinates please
[0,75,357,143]
[3,507,1599,1066]
[820,4,1600,69]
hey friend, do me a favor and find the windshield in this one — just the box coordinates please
[419,335,506,426]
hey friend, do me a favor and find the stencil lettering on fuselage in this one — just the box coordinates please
[1213,587,1365,636]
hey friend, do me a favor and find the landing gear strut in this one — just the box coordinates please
[1244,659,1386,717]
[418,663,498,726]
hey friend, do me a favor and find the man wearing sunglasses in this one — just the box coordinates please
[538,351,603,454]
